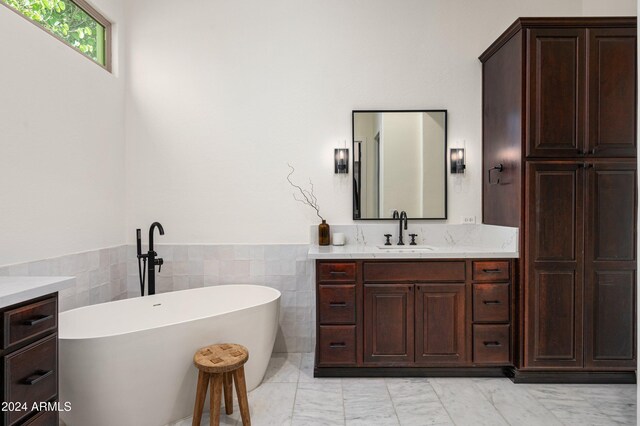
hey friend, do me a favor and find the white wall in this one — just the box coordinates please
[0,0,126,266]
[125,0,635,244]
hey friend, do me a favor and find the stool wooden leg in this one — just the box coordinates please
[210,374,223,426]
[192,371,209,426]
[223,372,233,415]
[232,366,251,426]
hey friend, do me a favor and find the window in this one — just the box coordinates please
[1,0,111,70]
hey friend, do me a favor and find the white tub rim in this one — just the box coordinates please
[59,285,281,340]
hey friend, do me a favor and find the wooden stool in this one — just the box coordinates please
[192,343,251,426]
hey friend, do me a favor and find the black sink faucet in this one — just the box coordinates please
[136,222,165,296]
[393,211,408,245]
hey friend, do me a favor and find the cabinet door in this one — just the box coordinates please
[525,162,584,368]
[587,28,637,157]
[527,29,586,157]
[415,283,467,365]
[363,284,414,364]
[584,161,636,368]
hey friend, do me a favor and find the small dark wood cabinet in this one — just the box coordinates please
[315,259,515,375]
[481,17,637,382]
[1,293,59,425]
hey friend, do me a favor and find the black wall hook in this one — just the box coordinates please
[488,164,504,185]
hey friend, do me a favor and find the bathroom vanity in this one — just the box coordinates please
[314,258,515,375]
[0,277,73,425]
[309,226,519,377]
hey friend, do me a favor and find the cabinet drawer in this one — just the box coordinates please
[21,410,58,426]
[4,334,58,425]
[473,284,509,322]
[473,324,510,365]
[318,285,356,324]
[364,261,465,282]
[472,261,510,282]
[318,262,356,282]
[3,296,57,349]
[318,326,356,366]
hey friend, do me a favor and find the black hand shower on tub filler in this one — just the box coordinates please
[136,222,165,296]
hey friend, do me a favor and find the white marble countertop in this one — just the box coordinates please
[0,276,75,309]
[308,244,518,259]
[308,223,519,259]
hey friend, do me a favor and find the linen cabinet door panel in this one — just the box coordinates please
[527,28,586,157]
[585,269,636,368]
[415,283,467,365]
[526,162,584,263]
[526,269,583,367]
[525,162,584,368]
[584,161,637,368]
[586,162,636,262]
[587,28,637,157]
[363,284,414,365]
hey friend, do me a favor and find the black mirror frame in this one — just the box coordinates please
[352,109,448,221]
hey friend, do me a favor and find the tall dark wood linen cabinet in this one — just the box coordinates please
[480,17,637,382]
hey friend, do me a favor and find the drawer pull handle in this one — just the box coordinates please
[483,341,502,347]
[483,300,501,305]
[329,271,347,275]
[23,315,53,326]
[329,302,347,307]
[482,269,502,273]
[23,370,53,385]
[329,342,346,348]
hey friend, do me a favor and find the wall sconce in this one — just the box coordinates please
[335,148,349,174]
[450,148,466,174]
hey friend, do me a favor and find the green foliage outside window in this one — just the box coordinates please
[1,0,106,66]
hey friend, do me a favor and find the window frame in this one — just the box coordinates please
[0,0,112,72]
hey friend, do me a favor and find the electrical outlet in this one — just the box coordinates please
[462,216,476,224]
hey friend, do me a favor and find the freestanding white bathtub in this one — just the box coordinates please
[58,285,280,426]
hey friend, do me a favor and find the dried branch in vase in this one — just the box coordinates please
[286,163,324,221]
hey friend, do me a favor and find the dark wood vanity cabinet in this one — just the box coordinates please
[315,259,515,375]
[481,17,637,381]
[362,282,468,366]
[1,293,59,425]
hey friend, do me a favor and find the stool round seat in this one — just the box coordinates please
[192,343,251,425]
[193,343,249,374]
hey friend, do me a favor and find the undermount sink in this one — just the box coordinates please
[376,245,436,251]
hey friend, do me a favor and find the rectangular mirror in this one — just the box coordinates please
[352,110,447,220]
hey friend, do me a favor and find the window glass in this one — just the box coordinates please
[1,0,109,68]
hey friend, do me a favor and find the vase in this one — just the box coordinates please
[318,220,330,246]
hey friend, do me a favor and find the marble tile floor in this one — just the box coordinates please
[170,353,636,426]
